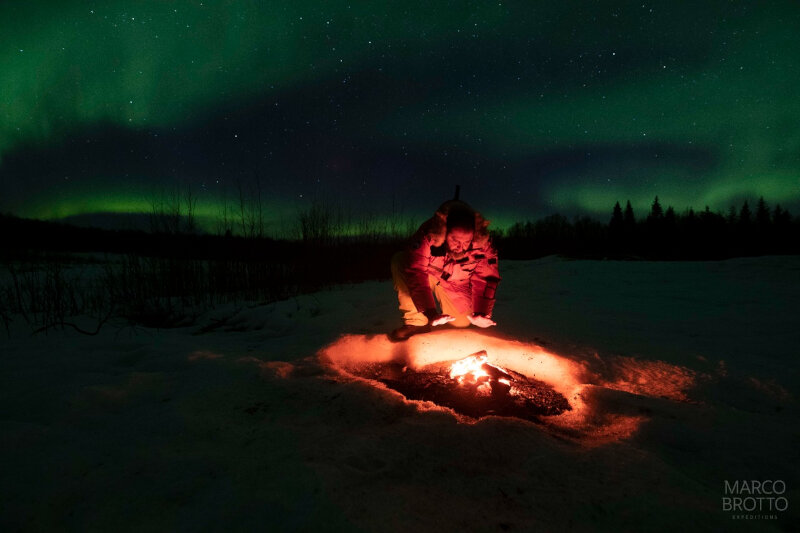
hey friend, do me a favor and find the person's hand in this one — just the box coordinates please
[430,314,456,327]
[467,314,497,328]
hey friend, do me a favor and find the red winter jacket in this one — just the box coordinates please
[403,201,501,317]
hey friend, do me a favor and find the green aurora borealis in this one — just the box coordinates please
[1,1,799,233]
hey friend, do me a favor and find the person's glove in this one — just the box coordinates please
[467,313,497,328]
[431,314,456,326]
[424,309,455,327]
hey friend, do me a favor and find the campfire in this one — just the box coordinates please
[323,331,661,443]
[358,349,572,422]
[449,350,513,396]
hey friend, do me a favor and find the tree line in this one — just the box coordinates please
[497,196,799,260]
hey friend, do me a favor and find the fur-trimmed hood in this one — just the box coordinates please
[423,200,492,249]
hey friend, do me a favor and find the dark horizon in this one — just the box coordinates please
[3,192,798,264]
[4,190,796,239]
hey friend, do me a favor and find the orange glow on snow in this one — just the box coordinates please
[600,356,696,401]
[320,329,697,446]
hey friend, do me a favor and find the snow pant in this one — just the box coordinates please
[391,251,472,328]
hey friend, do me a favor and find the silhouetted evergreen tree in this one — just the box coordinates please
[772,204,794,254]
[661,206,677,257]
[608,201,625,255]
[756,197,770,226]
[610,201,623,229]
[618,200,637,255]
[648,196,664,221]
[623,200,635,227]
[739,200,751,225]
[736,200,753,254]
[680,208,700,258]
[664,206,676,225]
[773,204,784,224]
[727,206,737,224]
[752,197,771,254]
[774,204,791,226]
[643,196,666,256]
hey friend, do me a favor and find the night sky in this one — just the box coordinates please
[2,1,799,234]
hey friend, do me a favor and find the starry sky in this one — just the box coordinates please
[1,1,799,234]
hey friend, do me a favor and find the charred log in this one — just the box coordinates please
[356,360,571,422]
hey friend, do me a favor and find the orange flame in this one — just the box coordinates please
[449,351,513,394]
[449,352,490,384]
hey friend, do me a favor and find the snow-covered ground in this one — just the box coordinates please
[1,256,798,531]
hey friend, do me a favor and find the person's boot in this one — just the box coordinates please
[388,323,431,342]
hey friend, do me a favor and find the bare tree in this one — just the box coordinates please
[183,182,197,234]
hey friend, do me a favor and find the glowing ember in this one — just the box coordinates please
[449,350,513,395]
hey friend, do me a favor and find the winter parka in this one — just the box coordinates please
[403,200,501,317]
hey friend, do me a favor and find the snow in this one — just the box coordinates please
[2,256,799,531]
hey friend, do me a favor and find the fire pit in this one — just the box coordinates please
[357,350,572,421]
[320,331,663,443]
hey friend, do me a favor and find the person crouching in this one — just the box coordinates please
[389,199,500,342]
